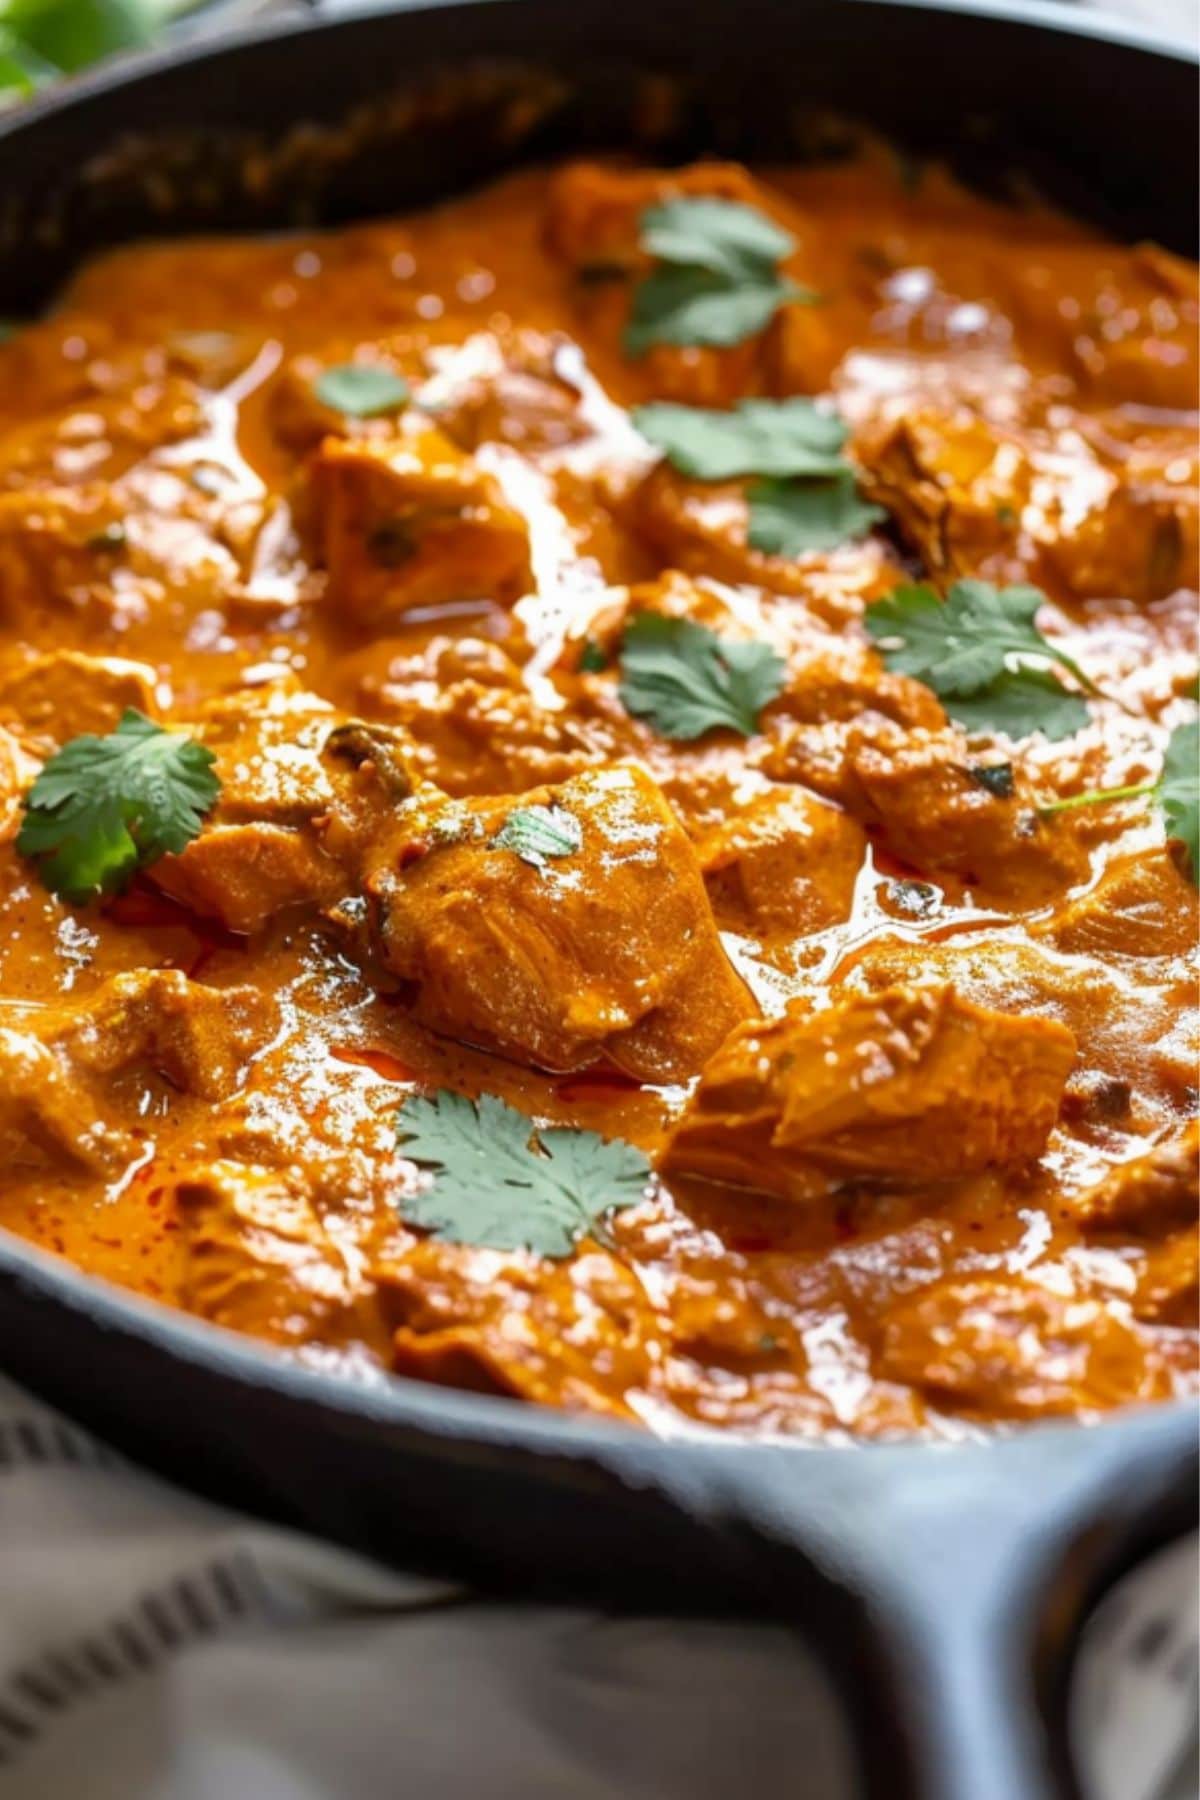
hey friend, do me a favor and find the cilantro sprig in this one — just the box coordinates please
[16,709,220,903]
[634,397,884,555]
[1039,717,1198,883]
[395,1089,651,1258]
[617,612,786,741]
[625,197,816,356]
[865,580,1093,740]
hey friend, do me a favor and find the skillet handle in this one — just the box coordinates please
[689,1408,1196,1800]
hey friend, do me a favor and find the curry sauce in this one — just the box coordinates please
[0,149,1196,1439]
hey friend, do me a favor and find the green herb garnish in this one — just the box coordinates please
[633,398,847,480]
[634,397,882,555]
[625,197,816,356]
[17,709,219,902]
[865,579,1093,740]
[578,636,608,673]
[1039,718,1198,883]
[395,1089,651,1258]
[313,363,410,419]
[491,804,582,870]
[747,470,885,556]
[617,612,785,742]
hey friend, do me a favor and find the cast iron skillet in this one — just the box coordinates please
[0,3,1195,1795]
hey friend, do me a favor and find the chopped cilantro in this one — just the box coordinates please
[492,804,582,870]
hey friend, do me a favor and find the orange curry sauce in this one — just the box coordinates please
[0,150,1196,1439]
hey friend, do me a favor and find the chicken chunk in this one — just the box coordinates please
[545,160,817,403]
[176,1159,368,1345]
[877,1277,1172,1418]
[1072,1125,1199,1235]
[770,719,1089,898]
[0,970,276,1176]
[425,328,596,456]
[49,969,276,1099]
[362,633,627,795]
[0,649,158,749]
[1038,848,1198,961]
[848,938,1198,1121]
[361,763,752,1079]
[662,984,1076,1202]
[695,784,866,941]
[624,459,897,610]
[380,1239,663,1417]
[858,403,1198,604]
[307,423,531,627]
[151,683,366,930]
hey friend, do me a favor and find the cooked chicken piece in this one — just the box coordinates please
[361,763,752,1079]
[848,938,1198,1120]
[150,683,369,930]
[176,1159,367,1345]
[1004,241,1199,412]
[0,649,158,748]
[695,784,866,940]
[1131,1230,1198,1327]
[0,486,128,623]
[1071,1124,1199,1234]
[48,969,276,1099]
[307,423,531,626]
[877,1277,1171,1418]
[0,373,204,494]
[769,718,1089,897]
[857,403,1198,603]
[363,633,627,795]
[0,1026,132,1175]
[545,160,817,403]
[662,983,1076,1202]
[624,460,897,606]
[1038,848,1198,961]
[427,328,596,455]
[380,1239,662,1417]
[0,970,275,1175]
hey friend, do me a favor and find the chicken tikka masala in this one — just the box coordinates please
[0,148,1196,1439]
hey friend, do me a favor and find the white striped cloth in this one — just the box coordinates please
[0,1377,1194,1800]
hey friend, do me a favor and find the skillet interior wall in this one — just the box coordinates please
[0,0,1196,316]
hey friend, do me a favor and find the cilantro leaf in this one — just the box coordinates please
[17,709,220,903]
[943,667,1091,742]
[492,803,582,870]
[633,398,848,480]
[314,364,410,418]
[617,612,786,741]
[395,1089,651,1258]
[624,197,816,356]
[747,470,886,556]
[865,579,1094,740]
[639,198,796,276]
[626,268,807,355]
[1159,717,1198,882]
